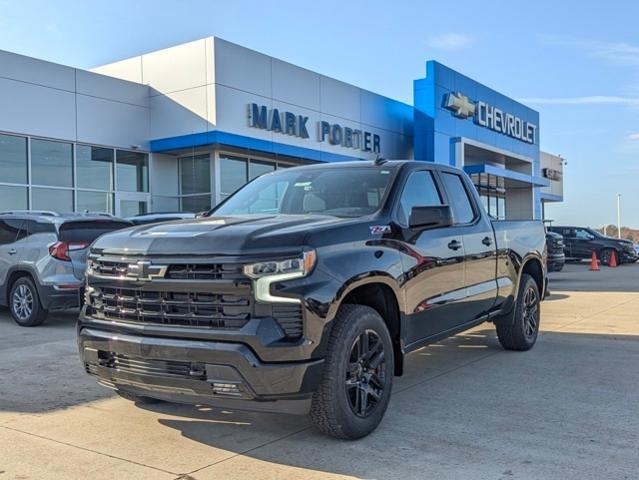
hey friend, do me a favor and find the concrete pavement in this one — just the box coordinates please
[1,263,638,479]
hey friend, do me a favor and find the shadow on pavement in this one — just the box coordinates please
[134,328,639,479]
[543,293,570,301]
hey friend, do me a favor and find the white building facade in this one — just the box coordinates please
[0,37,561,218]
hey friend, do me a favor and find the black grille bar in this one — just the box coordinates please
[89,286,251,329]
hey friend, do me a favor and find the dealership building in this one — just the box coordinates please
[0,37,563,218]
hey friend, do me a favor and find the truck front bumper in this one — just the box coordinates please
[78,326,324,414]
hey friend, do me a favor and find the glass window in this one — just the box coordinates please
[182,195,211,213]
[32,188,73,213]
[489,196,497,217]
[398,171,442,225]
[497,197,506,220]
[479,195,489,213]
[180,154,210,195]
[31,139,73,187]
[77,145,113,190]
[249,160,275,180]
[119,200,148,217]
[152,196,180,212]
[0,134,27,184]
[575,229,592,240]
[116,151,148,192]
[77,191,113,214]
[220,156,247,196]
[0,185,28,211]
[0,219,23,245]
[441,173,475,224]
[214,166,395,218]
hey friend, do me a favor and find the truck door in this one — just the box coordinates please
[439,172,498,320]
[572,228,597,258]
[396,169,467,345]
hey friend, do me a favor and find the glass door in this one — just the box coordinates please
[115,192,150,218]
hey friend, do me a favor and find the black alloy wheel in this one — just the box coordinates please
[345,329,387,418]
[522,285,539,340]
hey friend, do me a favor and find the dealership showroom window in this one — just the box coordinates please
[0,133,148,215]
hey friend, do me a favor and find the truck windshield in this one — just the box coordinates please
[212,167,395,218]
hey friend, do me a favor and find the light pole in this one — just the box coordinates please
[617,193,622,239]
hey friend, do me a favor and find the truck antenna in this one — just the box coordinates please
[374,154,387,166]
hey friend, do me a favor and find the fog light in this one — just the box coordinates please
[211,382,242,397]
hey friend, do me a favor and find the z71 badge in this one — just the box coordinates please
[369,225,392,235]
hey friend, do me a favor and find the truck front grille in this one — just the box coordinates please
[166,263,243,280]
[89,259,243,281]
[88,286,251,329]
[86,256,304,339]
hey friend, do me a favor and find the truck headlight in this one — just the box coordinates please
[243,250,316,304]
[243,250,316,279]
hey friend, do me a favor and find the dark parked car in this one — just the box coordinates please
[127,212,197,225]
[546,231,565,272]
[78,160,546,439]
[548,226,637,265]
[0,211,132,326]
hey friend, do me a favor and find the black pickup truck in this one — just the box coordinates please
[78,160,547,439]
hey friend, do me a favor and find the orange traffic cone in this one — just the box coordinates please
[590,251,600,271]
[609,250,618,268]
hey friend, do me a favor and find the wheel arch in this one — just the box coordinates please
[333,275,405,376]
[2,266,41,307]
[520,256,544,298]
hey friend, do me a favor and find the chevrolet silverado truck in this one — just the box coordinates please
[78,160,547,439]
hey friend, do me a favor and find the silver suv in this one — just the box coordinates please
[0,211,132,326]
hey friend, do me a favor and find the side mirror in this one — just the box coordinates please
[409,205,453,230]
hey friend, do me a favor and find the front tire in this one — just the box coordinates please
[9,277,48,327]
[310,304,394,440]
[495,274,540,351]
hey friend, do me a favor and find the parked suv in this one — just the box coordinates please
[548,225,637,265]
[0,211,132,326]
[78,161,546,439]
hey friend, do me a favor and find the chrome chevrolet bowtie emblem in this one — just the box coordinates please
[126,261,167,281]
[444,92,476,119]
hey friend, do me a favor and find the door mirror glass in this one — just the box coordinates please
[409,205,453,230]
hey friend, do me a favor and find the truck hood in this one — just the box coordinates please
[91,214,351,257]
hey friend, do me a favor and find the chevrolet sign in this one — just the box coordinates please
[444,92,537,145]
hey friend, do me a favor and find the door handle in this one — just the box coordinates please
[8,249,17,255]
[448,240,462,251]
[482,236,493,246]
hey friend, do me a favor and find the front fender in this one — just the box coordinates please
[271,240,404,359]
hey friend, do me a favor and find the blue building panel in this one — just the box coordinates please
[413,60,543,218]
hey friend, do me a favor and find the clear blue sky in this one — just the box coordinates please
[1,0,637,227]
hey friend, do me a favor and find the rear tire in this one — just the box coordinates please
[310,304,394,440]
[9,277,48,327]
[495,274,540,351]
[116,391,162,404]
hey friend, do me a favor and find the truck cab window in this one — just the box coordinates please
[397,170,442,225]
[441,173,475,224]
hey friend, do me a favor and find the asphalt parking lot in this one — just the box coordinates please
[1,262,638,480]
